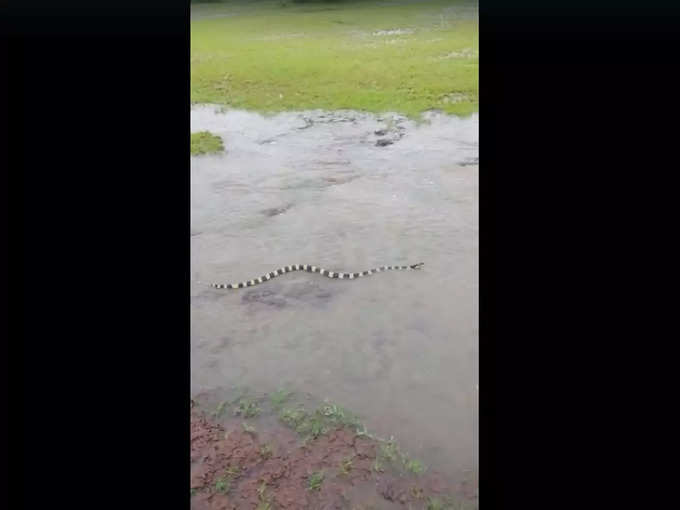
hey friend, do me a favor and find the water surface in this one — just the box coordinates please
[191,105,478,484]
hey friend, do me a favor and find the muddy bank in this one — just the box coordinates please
[191,393,477,510]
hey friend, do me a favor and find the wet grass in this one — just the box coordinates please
[307,470,325,491]
[376,437,426,476]
[215,474,232,493]
[269,388,294,409]
[257,481,274,510]
[202,388,429,479]
[278,399,362,439]
[234,396,261,418]
[191,0,478,117]
[426,495,478,510]
[259,442,274,460]
[338,455,354,476]
[191,130,224,155]
[242,421,257,435]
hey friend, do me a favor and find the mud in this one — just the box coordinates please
[191,404,477,510]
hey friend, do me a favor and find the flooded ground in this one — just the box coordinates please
[191,106,478,490]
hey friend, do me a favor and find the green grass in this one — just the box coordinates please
[191,131,224,156]
[213,399,229,417]
[256,481,273,510]
[191,0,478,117]
[269,388,294,408]
[234,397,261,418]
[278,400,362,439]
[338,456,354,476]
[215,475,231,493]
[426,496,478,510]
[377,437,426,475]
[307,470,325,491]
[259,443,274,459]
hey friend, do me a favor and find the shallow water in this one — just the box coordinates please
[191,105,478,484]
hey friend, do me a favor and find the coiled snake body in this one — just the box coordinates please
[205,262,424,289]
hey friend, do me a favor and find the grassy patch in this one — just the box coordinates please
[377,437,426,475]
[269,388,294,409]
[259,443,274,460]
[307,470,325,491]
[213,399,229,418]
[191,131,224,156]
[338,456,354,476]
[191,0,478,117]
[242,421,257,435]
[234,397,261,418]
[426,495,478,510]
[278,400,362,439]
[215,475,231,493]
[256,481,273,510]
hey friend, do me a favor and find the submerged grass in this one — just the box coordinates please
[234,396,261,418]
[278,399,362,439]
[191,0,478,117]
[191,131,224,155]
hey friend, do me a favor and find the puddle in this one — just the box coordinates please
[191,106,478,485]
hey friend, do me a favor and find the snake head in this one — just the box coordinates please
[410,262,424,269]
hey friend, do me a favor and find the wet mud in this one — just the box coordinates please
[191,393,477,510]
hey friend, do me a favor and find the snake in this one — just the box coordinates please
[201,263,424,289]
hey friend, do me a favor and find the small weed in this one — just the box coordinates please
[307,471,324,491]
[234,398,260,418]
[379,439,400,464]
[279,400,363,440]
[426,496,475,510]
[376,437,425,474]
[224,465,241,478]
[372,458,384,473]
[214,400,228,417]
[259,443,274,460]
[191,488,198,497]
[426,498,445,510]
[318,401,360,428]
[339,456,353,476]
[279,407,306,426]
[279,407,327,439]
[299,415,327,439]
[215,475,231,494]
[256,481,273,510]
[242,421,256,435]
[269,388,293,408]
[405,459,425,475]
[410,486,425,499]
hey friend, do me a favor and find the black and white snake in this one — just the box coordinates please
[200,263,424,289]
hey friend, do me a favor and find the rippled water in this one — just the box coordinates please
[191,105,478,483]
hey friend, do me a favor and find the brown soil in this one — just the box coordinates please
[191,407,476,510]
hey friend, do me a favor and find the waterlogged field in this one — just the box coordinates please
[191,2,478,508]
[191,0,478,117]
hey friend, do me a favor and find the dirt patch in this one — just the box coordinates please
[191,404,477,509]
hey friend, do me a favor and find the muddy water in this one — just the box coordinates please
[191,106,478,484]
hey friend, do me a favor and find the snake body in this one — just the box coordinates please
[207,263,424,289]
